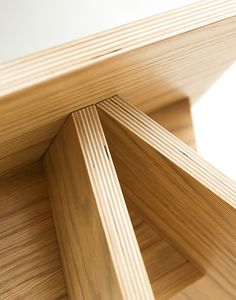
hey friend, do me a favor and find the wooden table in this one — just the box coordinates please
[0,1,235,299]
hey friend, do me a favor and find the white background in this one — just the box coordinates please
[0,0,195,63]
[0,0,235,180]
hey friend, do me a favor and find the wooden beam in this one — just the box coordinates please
[43,106,154,299]
[0,0,236,174]
[97,96,236,298]
[147,98,231,300]
[129,99,202,299]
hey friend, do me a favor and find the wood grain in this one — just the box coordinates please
[172,275,236,300]
[97,96,236,298]
[149,99,196,150]
[146,99,234,300]
[129,207,202,299]
[0,99,202,299]
[129,99,202,299]
[0,162,67,299]
[0,97,230,299]
[44,106,154,299]
[0,0,236,173]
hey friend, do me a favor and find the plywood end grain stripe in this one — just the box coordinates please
[0,0,235,175]
[1,0,236,94]
[44,106,154,299]
[97,96,236,297]
[98,96,236,207]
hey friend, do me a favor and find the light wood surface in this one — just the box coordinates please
[0,0,236,174]
[0,97,233,299]
[129,207,202,299]
[0,162,67,299]
[44,106,154,299]
[130,98,202,299]
[97,96,236,298]
[173,274,236,300]
[149,99,196,150]
[142,99,235,300]
[0,99,203,299]
[0,120,62,176]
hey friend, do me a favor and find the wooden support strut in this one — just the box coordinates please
[44,105,154,299]
[43,95,235,299]
[97,96,236,298]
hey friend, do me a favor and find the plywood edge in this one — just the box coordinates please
[43,106,154,299]
[98,96,236,207]
[130,98,202,299]
[0,1,235,175]
[97,96,236,297]
[1,0,235,96]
